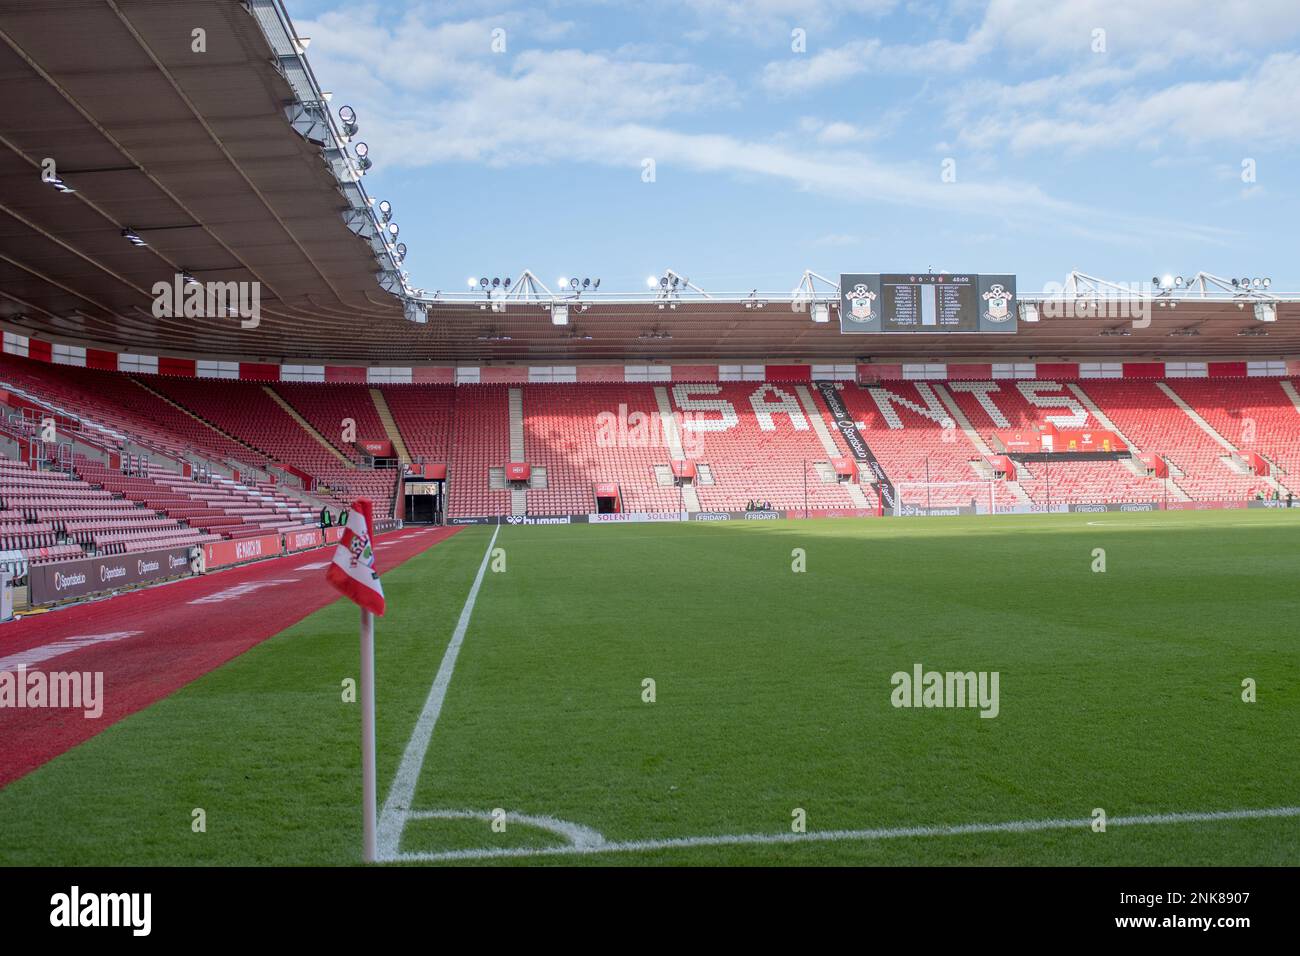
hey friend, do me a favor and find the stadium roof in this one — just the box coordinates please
[0,0,406,359]
[0,1,1296,366]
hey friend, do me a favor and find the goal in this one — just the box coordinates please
[891,480,999,516]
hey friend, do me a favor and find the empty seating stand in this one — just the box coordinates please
[522,383,684,515]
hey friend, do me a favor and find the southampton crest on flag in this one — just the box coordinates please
[849,283,877,321]
[982,283,1012,323]
[326,498,386,616]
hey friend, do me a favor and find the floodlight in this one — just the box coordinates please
[646,275,658,288]
[395,242,407,260]
[479,277,489,289]
[378,200,392,222]
[467,277,477,288]
[338,105,358,138]
[570,278,579,290]
[557,277,568,288]
[1160,273,1174,289]
[387,222,399,238]
[492,277,500,288]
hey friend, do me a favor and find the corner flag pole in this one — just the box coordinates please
[360,608,377,863]
[324,497,386,864]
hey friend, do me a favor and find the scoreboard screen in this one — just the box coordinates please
[839,273,1017,334]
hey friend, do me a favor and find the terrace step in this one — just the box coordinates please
[1158,382,1287,497]
[797,384,872,510]
[368,387,412,465]
[652,386,700,512]
[130,377,264,465]
[261,386,353,468]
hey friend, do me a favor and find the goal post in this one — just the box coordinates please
[891,479,999,516]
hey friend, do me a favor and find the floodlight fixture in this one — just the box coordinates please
[378,200,392,222]
[338,105,358,138]
[354,142,372,171]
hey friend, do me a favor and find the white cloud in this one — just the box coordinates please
[796,116,891,144]
[758,0,1300,94]
[677,0,896,39]
[760,33,988,94]
[955,53,1300,152]
[299,3,1236,247]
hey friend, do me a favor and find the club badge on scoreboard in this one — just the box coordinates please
[982,283,1013,323]
[848,283,877,321]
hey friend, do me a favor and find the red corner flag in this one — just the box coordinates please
[325,498,386,616]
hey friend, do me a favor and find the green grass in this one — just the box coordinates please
[2,511,1298,866]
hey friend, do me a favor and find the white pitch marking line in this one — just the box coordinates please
[376,525,501,861]
[0,631,143,671]
[405,809,606,850]
[392,805,1300,864]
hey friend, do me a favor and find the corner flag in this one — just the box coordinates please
[325,498,386,616]
[324,498,386,862]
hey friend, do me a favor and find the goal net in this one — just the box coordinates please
[891,480,1000,516]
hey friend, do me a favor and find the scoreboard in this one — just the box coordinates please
[839,273,1017,334]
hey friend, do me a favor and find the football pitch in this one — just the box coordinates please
[1,510,1297,866]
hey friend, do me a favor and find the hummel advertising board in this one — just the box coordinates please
[840,273,1017,334]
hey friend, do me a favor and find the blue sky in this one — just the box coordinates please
[286,0,1300,295]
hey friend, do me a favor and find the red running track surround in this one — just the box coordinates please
[0,526,461,788]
